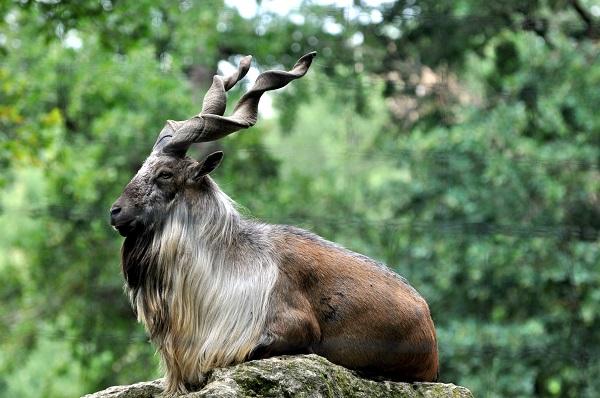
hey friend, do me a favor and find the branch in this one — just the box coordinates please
[569,0,599,38]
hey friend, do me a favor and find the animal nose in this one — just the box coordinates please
[110,205,122,216]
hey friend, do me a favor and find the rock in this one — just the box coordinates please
[82,379,163,398]
[82,354,473,398]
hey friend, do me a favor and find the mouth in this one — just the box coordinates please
[112,219,138,237]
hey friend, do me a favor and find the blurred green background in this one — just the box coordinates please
[1,1,599,397]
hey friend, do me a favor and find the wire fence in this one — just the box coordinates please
[1,204,598,240]
[5,133,597,170]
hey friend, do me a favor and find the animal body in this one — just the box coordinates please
[110,52,438,394]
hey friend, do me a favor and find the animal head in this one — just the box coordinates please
[109,52,316,237]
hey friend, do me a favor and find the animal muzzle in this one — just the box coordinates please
[109,202,138,237]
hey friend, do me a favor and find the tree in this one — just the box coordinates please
[0,1,598,396]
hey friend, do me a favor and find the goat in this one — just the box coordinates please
[110,52,438,395]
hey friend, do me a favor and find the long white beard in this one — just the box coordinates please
[133,185,279,394]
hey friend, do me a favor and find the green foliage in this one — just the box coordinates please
[1,1,598,397]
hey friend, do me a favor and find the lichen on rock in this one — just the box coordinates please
[82,354,473,398]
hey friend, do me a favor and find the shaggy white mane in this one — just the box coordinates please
[134,182,278,394]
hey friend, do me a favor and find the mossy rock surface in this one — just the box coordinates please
[82,354,473,398]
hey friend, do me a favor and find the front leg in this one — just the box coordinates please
[248,308,321,360]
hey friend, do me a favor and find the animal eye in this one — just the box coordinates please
[157,171,173,180]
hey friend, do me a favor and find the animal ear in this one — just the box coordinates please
[192,151,224,180]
